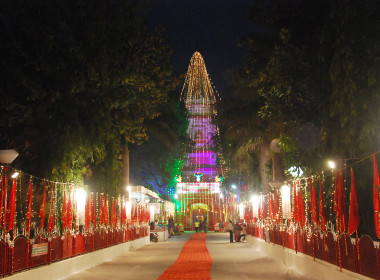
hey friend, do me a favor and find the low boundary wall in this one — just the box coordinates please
[7,236,149,280]
[247,235,372,280]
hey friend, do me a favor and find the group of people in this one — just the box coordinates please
[150,217,182,238]
[194,218,208,233]
[227,220,247,243]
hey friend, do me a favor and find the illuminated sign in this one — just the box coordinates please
[176,182,221,194]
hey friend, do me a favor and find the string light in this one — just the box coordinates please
[177,51,224,229]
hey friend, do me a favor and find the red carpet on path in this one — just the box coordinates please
[158,233,212,280]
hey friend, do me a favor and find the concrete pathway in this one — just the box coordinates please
[64,232,309,280]
[207,233,309,280]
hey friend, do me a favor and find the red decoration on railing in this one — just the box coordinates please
[1,168,8,231]
[319,179,327,232]
[104,196,109,226]
[26,179,33,235]
[47,183,55,233]
[39,180,47,229]
[6,178,16,233]
[0,174,4,231]
[111,198,116,229]
[67,186,73,230]
[348,169,359,236]
[310,179,318,227]
[373,154,380,239]
[334,171,347,233]
[61,190,67,231]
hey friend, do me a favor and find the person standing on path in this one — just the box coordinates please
[168,216,173,238]
[239,223,247,242]
[234,220,242,242]
[219,220,224,232]
[203,219,208,233]
[227,220,234,243]
[194,220,199,233]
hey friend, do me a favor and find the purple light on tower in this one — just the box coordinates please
[179,52,221,183]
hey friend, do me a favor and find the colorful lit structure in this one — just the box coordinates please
[175,52,226,230]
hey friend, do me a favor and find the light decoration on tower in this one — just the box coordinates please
[176,51,223,230]
[165,186,176,195]
[180,52,218,112]
[175,175,182,183]
[215,175,223,182]
[194,173,203,182]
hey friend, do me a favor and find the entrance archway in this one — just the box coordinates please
[191,203,209,228]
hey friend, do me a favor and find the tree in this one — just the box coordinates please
[237,0,380,237]
[0,0,176,193]
[243,0,380,166]
[217,69,282,194]
[129,92,190,196]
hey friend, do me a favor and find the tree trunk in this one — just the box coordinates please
[259,142,271,194]
[121,145,130,188]
[272,152,285,183]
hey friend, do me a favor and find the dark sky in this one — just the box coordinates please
[148,0,257,93]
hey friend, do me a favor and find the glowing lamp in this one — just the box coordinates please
[11,172,19,178]
[281,185,291,219]
[75,188,86,225]
[328,160,336,169]
[231,184,237,189]
[251,195,259,218]
[239,203,245,220]
[0,149,19,164]
[150,205,155,222]
[125,201,132,221]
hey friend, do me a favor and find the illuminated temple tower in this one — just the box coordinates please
[176,52,224,230]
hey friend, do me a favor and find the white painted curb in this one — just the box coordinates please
[246,235,372,280]
[7,236,149,280]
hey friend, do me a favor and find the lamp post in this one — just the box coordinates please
[127,185,132,201]
[0,149,19,164]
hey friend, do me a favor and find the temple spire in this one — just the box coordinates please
[180,52,217,113]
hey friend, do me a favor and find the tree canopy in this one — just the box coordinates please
[219,0,380,180]
[218,0,380,236]
[129,92,190,197]
[0,0,177,193]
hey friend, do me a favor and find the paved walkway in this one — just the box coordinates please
[64,232,309,280]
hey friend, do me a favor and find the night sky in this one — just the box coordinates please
[148,0,257,93]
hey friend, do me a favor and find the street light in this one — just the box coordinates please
[328,160,336,169]
[231,184,237,189]
[0,149,19,164]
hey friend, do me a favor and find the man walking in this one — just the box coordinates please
[227,220,234,243]
[203,219,208,233]
[194,220,199,233]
